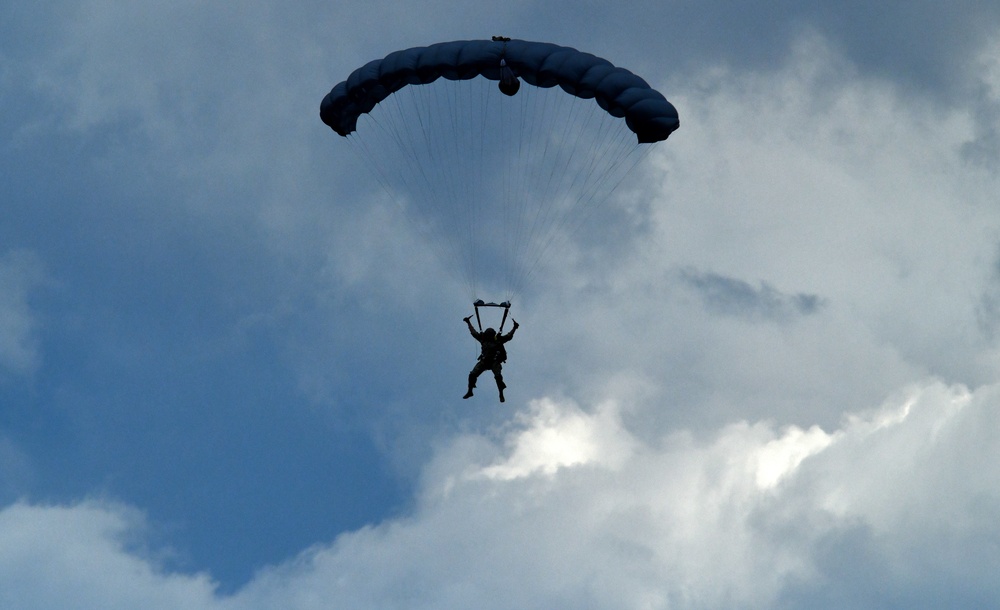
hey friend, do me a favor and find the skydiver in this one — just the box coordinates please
[463,315,519,402]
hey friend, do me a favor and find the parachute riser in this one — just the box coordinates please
[473,299,512,333]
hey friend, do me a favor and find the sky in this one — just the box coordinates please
[3,1,1000,608]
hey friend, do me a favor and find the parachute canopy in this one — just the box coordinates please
[321,38,678,302]
[321,39,679,144]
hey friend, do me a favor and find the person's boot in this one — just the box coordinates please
[463,388,474,399]
[499,389,505,403]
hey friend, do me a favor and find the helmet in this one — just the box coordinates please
[484,328,497,338]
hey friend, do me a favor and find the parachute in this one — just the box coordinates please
[321,38,678,305]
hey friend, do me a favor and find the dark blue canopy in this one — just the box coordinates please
[321,39,679,143]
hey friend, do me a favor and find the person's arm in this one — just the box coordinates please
[463,315,480,338]
[501,319,519,341]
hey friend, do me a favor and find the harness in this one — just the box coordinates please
[472,299,511,366]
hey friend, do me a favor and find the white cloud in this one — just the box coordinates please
[0,501,218,610]
[477,398,636,480]
[752,422,832,489]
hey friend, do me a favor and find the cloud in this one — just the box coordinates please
[641,31,1000,387]
[476,398,636,480]
[3,380,998,609]
[0,250,46,378]
[0,501,218,610]
[962,37,1000,169]
[679,267,824,322]
[7,2,1000,601]
[224,381,1000,607]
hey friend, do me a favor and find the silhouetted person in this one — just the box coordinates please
[463,315,518,402]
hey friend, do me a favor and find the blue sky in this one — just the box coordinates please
[4,1,1000,607]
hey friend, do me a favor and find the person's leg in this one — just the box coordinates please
[492,365,506,402]
[465,361,486,399]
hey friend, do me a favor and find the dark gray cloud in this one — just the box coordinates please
[522,1,1000,98]
[776,521,1000,609]
[963,79,1000,169]
[977,248,1000,347]
[798,2,1000,94]
[680,268,824,322]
